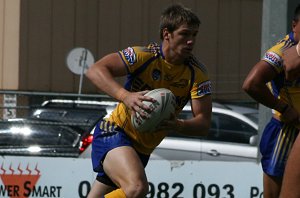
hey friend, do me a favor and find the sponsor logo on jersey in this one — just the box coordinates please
[197,81,212,96]
[152,69,161,81]
[263,52,282,67]
[122,47,136,65]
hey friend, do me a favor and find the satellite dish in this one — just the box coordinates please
[66,47,95,97]
[66,47,95,75]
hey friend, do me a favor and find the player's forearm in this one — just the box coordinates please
[244,83,288,113]
[177,115,211,136]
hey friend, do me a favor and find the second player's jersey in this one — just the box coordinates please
[262,32,300,122]
[106,43,212,154]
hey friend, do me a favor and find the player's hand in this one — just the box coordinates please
[122,90,156,118]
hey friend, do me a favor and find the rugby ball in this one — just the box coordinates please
[131,88,176,133]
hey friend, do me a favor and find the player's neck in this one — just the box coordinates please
[162,44,185,65]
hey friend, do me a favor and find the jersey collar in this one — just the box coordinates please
[289,31,297,44]
[160,44,165,59]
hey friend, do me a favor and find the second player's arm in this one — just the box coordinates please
[243,61,287,112]
[243,60,299,124]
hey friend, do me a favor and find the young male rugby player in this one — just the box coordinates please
[243,4,300,197]
[85,3,212,198]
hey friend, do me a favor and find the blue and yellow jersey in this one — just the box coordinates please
[262,32,300,121]
[106,43,212,154]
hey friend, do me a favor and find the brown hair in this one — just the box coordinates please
[159,3,201,40]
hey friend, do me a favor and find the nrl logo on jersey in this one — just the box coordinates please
[152,69,161,81]
[122,47,136,65]
[264,51,281,67]
[197,80,212,96]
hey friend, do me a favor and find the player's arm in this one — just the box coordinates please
[86,53,128,99]
[242,60,298,124]
[242,60,281,110]
[177,95,212,136]
[86,53,155,116]
[283,45,300,81]
[157,95,212,136]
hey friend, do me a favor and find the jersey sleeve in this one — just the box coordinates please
[262,45,284,73]
[261,34,294,74]
[190,67,212,99]
[118,46,154,73]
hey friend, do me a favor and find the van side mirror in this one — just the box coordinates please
[249,135,258,146]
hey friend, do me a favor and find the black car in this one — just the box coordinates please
[0,118,83,157]
[29,99,113,131]
[0,99,116,157]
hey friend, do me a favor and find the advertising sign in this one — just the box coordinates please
[0,156,263,198]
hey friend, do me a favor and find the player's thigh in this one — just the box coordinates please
[103,146,147,186]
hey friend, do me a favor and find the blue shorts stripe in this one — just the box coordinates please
[260,118,298,177]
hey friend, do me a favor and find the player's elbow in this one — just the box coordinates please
[85,65,96,81]
[242,78,252,93]
[85,62,105,84]
[181,122,210,137]
[242,77,258,96]
[193,120,210,136]
[201,122,210,136]
[198,115,211,136]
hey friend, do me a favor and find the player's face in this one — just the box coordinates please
[293,19,300,41]
[167,23,199,60]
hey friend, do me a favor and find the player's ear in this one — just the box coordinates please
[292,20,299,31]
[162,28,170,40]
